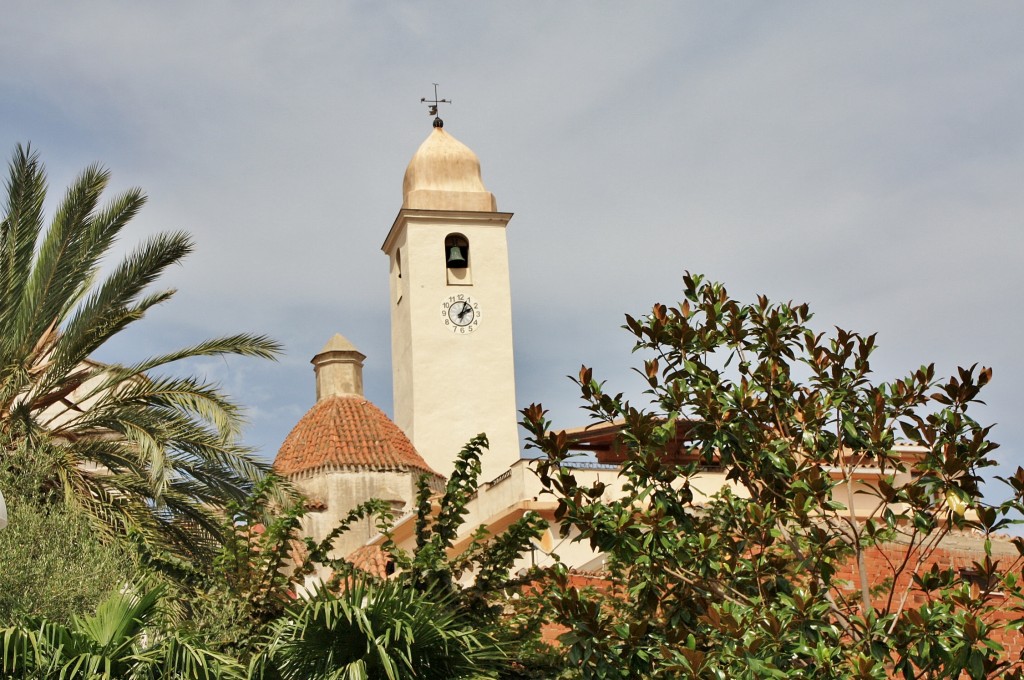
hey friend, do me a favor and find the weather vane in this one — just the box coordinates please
[420,83,451,128]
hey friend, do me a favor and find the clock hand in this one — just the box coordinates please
[457,302,471,319]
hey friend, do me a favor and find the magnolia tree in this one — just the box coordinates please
[522,274,1024,679]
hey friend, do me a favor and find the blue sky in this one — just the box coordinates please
[2,3,1022,495]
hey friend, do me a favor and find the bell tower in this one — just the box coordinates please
[382,121,519,482]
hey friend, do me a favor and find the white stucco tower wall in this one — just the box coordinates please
[382,124,520,483]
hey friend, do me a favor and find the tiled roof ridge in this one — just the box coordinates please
[274,395,437,477]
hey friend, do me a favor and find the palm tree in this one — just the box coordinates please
[255,577,505,680]
[0,144,280,559]
[0,583,245,679]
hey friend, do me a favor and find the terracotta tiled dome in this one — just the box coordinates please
[274,395,437,477]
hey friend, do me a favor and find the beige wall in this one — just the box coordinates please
[290,467,436,561]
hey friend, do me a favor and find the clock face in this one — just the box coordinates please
[441,295,480,334]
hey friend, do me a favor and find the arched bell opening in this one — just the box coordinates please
[445,233,472,285]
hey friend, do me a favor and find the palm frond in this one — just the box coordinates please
[132,634,247,680]
[52,231,192,378]
[2,585,246,680]
[1,623,45,676]
[57,396,268,501]
[266,578,505,680]
[73,585,163,654]
[85,371,258,441]
[126,334,284,372]
[0,147,279,568]
[0,144,46,344]
[18,163,111,350]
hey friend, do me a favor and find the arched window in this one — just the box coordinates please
[392,247,405,304]
[444,233,472,285]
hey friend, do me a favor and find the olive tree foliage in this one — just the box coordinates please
[522,274,1024,679]
[0,433,138,626]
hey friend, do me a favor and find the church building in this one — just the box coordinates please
[273,116,615,576]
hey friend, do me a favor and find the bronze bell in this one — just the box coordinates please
[446,245,468,269]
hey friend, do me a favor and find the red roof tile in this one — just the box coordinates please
[347,544,393,578]
[274,396,437,477]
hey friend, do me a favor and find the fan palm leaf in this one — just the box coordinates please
[0,144,281,560]
[0,584,245,679]
[258,578,505,680]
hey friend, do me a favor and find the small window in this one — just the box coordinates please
[393,248,405,304]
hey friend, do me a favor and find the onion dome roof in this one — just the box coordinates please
[402,127,497,211]
[274,395,437,477]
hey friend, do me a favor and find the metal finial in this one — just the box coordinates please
[420,83,451,128]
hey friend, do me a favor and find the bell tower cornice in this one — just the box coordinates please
[382,209,514,255]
